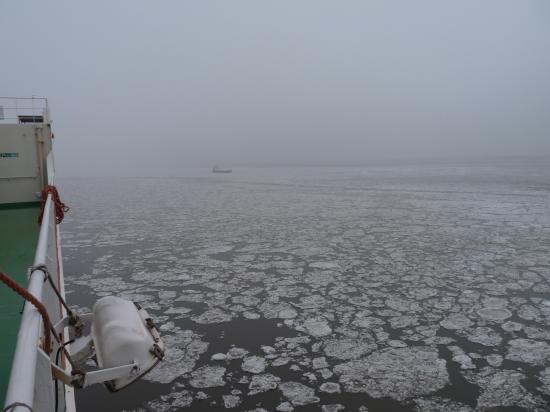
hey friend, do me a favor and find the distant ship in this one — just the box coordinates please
[212,165,232,173]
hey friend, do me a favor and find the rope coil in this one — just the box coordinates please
[38,185,69,225]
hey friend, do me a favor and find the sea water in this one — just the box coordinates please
[60,159,550,411]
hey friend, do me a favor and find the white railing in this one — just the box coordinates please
[0,97,49,124]
[3,153,70,412]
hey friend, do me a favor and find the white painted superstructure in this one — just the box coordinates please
[0,98,52,204]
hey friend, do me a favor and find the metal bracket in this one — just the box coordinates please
[53,312,92,336]
[150,343,165,360]
[51,361,139,389]
[69,335,94,365]
[83,362,140,388]
[137,304,162,345]
[51,363,84,388]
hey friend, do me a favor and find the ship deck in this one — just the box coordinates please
[0,203,41,406]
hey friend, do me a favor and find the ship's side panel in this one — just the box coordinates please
[56,224,77,412]
[0,124,45,204]
[35,350,56,412]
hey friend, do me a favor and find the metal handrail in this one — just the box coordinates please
[0,118,46,121]
[4,153,58,412]
[0,97,47,100]
[0,97,49,124]
[4,197,54,411]
[0,107,47,110]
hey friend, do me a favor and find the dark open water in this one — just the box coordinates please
[59,159,550,411]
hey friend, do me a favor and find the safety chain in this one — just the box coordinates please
[28,264,82,336]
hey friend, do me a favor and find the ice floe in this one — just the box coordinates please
[448,346,475,370]
[145,329,208,384]
[278,381,320,406]
[312,356,329,369]
[323,337,376,360]
[413,397,473,412]
[319,382,341,393]
[506,338,550,365]
[485,354,503,367]
[321,404,345,412]
[211,353,227,361]
[275,402,294,412]
[248,373,281,395]
[538,367,550,395]
[227,347,249,359]
[302,318,332,337]
[465,367,545,410]
[334,347,449,401]
[189,366,226,388]
[192,308,233,324]
[241,356,267,374]
[440,313,473,330]
[464,326,502,347]
[476,307,512,322]
[222,395,241,409]
[145,389,193,411]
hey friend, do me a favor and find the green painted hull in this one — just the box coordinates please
[0,203,40,406]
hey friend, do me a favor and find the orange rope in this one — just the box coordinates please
[0,271,52,353]
[38,185,69,225]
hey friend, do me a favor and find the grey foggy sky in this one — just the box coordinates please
[1,1,550,175]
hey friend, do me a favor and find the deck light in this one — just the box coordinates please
[52,296,164,391]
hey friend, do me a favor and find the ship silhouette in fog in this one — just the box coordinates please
[212,165,232,173]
